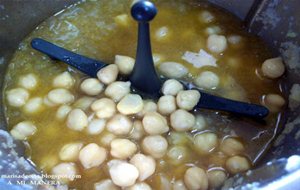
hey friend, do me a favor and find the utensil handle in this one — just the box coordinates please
[31,38,107,77]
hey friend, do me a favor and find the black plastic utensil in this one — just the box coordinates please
[30,0,269,119]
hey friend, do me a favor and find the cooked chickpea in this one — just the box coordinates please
[97,64,119,85]
[110,138,137,159]
[125,183,152,190]
[208,152,227,167]
[199,10,215,23]
[79,143,107,169]
[56,105,72,120]
[18,73,38,90]
[52,71,75,89]
[43,96,57,107]
[10,121,37,140]
[59,142,83,161]
[100,132,117,147]
[66,109,88,131]
[192,114,206,131]
[226,156,250,174]
[23,97,44,115]
[168,132,189,145]
[86,118,106,135]
[220,137,245,156]
[130,153,156,181]
[261,57,285,79]
[155,26,171,41]
[6,88,30,107]
[194,71,220,89]
[108,160,139,187]
[161,79,183,96]
[207,34,227,53]
[159,62,188,79]
[194,132,218,154]
[47,88,74,105]
[157,95,176,115]
[173,180,187,190]
[176,90,200,110]
[129,120,145,140]
[170,109,195,132]
[80,78,104,96]
[94,179,120,190]
[51,162,77,183]
[117,94,144,115]
[167,146,188,165]
[227,35,242,45]
[153,53,164,66]
[114,55,135,75]
[73,96,96,111]
[106,114,133,135]
[184,167,208,190]
[142,112,169,135]
[137,100,157,117]
[105,81,131,102]
[263,94,285,112]
[114,14,130,27]
[142,135,168,158]
[207,169,227,189]
[91,98,116,119]
[205,26,222,35]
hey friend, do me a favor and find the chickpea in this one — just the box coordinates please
[152,173,172,190]
[10,121,37,140]
[125,183,152,190]
[155,26,171,41]
[159,62,188,79]
[142,135,168,158]
[207,169,227,189]
[47,88,74,105]
[194,71,220,90]
[79,143,107,169]
[192,114,206,131]
[66,109,88,131]
[167,146,188,165]
[110,138,137,159]
[129,120,145,140]
[86,118,106,135]
[170,109,195,132]
[137,100,157,117]
[142,112,169,135]
[106,114,133,135]
[130,153,156,181]
[184,167,208,190]
[100,132,117,147]
[51,162,77,183]
[207,34,227,53]
[80,78,104,96]
[91,98,116,119]
[108,160,139,187]
[227,35,242,45]
[194,132,218,155]
[263,94,285,112]
[73,96,96,111]
[52,71,75,89]
[168,132,189,145]
[199,10,215,23]
[97,64,119,85]
[43,96,57,107]
[157,95,176,115]
[56,105,72,120]
[94,179,120,190]
[105,81,131,102]
[23,97,44,115]
[261,57,285,79]
[114,55,135,75]
[208,152,227,167]
[161,79,184,96]
[226,156,250,174]
[117,94,144,115]
[18,73,38,90]
[220,137,245,156]
[6,88,30,107]
[59,142,83,161]
[205,26,222,35]
[176,90,200,111]
[173,180,187,190]
[153,53,164,66]
[114,14,130,27]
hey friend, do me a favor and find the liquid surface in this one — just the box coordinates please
[3,0,284,189]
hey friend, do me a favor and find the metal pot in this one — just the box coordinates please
[0,0,299,189]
